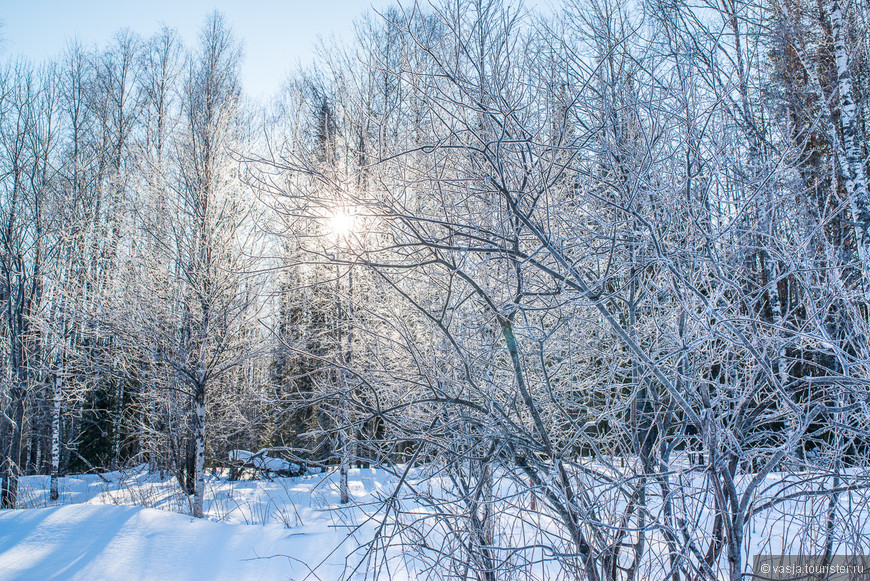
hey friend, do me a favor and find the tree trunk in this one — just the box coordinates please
[339,428,350,504]
[831,0,870,290]
[112,380,124,470]
[1,387,26,508]
[50,375,62,501]
[192,383,205,518]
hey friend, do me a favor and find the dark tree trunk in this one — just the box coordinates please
[1,387,26,508]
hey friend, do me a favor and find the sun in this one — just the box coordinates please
[329,209,355,239]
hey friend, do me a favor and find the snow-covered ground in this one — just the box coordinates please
[0,466,415,581]
[1,463,869,580]
[1,504,317,581]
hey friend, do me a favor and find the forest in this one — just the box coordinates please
[1,0,870,579]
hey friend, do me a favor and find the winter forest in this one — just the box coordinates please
[1,0,870,579]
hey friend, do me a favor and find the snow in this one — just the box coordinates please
[1,464,868,579]
[0,466,416,581]
[228,449,255,463]
[0,505,301,581]
[228,450,304,475]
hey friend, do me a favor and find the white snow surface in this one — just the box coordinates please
[228,449,302,473]
[0,466,413,581]
[0,504,304,580]
[1,462,869,580]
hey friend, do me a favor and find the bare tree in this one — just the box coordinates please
[160,12,251,518]
[256,1,870,579]
[0,60,51,508]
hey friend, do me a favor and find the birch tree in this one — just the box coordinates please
[172,12,249,518]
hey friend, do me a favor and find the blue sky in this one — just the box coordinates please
[0,0,392,100]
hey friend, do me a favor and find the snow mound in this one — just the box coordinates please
[0,504,313,581]
[228,450,306,477]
